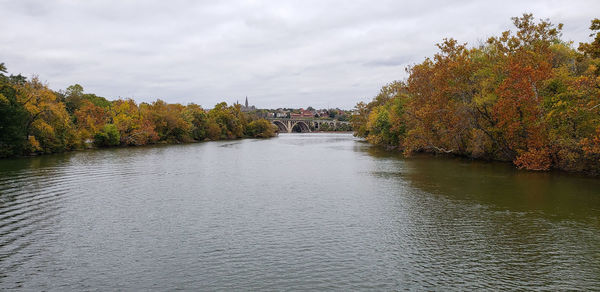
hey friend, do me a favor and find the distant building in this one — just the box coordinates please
[290,108,314,118]
[317,110,330,118]
[275,111,289,118]
[241,96,256,112]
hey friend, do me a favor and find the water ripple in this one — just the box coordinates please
[0,134,598,290]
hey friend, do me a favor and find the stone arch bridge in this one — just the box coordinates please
[267,118,351,133]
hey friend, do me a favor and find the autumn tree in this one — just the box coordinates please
[208,102,246,139]
[111,99,158,146]
[73,100,110,146]
[143,99,192,143]
[15,77,76,153]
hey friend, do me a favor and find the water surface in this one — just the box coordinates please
[0,134,599,290]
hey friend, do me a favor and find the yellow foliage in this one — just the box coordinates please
[27,136,41,152]
[0,93,8,104]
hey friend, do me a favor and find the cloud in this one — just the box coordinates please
[1,0,598,109]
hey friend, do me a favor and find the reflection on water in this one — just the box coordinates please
[0,134,598,290]
[366,146,600,220]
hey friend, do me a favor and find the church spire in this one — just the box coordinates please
[245,96,248,108]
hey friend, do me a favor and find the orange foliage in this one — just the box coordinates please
[514,147,552,170]
[353,15,600,174]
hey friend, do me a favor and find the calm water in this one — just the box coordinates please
[0,133,599,290]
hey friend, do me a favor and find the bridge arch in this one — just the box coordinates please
[272,120,288,133]
[267,118,350,133]
[291,121,311,133]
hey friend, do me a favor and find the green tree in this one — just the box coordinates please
[245,119,277,138]
[64,84,84,113]
[185,104,209,141]
[0,64,28,157]
[94,124,120,147]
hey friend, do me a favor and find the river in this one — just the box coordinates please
[0,133,598,290]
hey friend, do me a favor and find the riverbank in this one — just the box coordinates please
[8,134,277,159]
[354,139,600,177]
[365,143,600,178]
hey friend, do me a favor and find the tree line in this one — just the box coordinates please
[0,70,277,158]
[352,15,600,174]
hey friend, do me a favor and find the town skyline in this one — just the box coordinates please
[233,96,353,111]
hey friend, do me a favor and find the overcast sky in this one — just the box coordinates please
[1,0,599,109]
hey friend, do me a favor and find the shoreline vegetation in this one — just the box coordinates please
[0,69,278,158]
[351,14,600,175]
